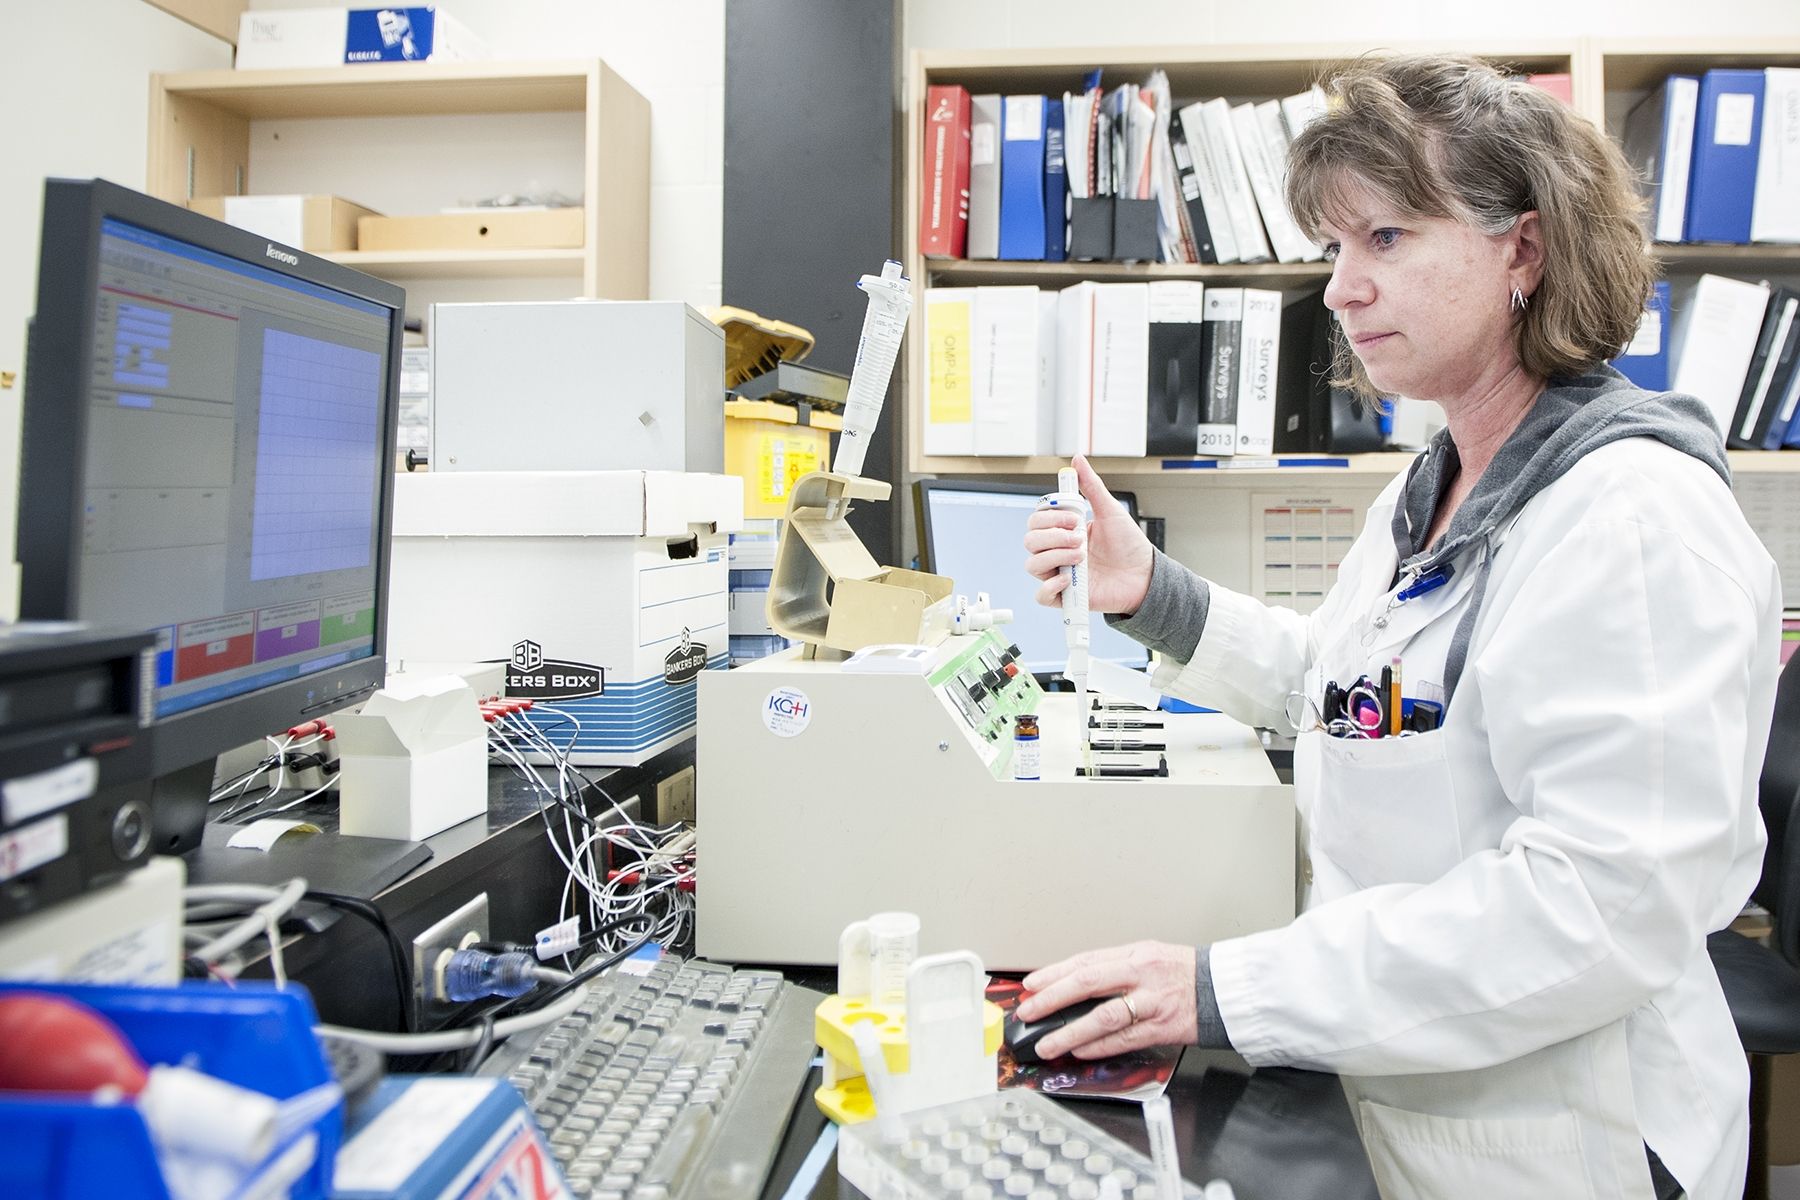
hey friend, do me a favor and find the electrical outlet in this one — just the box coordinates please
[411,892,489,1028]
[656,766,697,824]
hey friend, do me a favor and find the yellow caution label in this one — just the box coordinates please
[759,433,821,505]
[927,297,973,426]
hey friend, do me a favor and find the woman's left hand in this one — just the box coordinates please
[1016,941,1198,1060]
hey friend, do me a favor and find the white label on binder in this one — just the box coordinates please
[1716,93,1756,146]
[1004,96,1042,141]
[972,123,997,166]
[1624,308,1662,357]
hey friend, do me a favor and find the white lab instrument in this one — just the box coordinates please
[1042,467,1093,723]
[832,260,912,481]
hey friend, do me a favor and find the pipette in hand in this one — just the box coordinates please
[1041,466,1093,761]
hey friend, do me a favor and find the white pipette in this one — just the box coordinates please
[832,259,912,483]
[1043,467,1093,755]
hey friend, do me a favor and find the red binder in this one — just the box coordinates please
[921,84,972,258]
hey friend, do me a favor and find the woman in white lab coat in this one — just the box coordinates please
[1020,55,1781,1200]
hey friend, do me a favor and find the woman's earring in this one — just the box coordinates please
[1511,286,1528,312]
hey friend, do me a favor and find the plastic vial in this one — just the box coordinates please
[868,911,920,1008]
[1013,714,1042,781]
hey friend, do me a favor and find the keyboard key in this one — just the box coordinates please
[639,1106,714,1192]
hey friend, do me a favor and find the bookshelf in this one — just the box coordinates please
[145,59,649,300]
[904,39,1800,478]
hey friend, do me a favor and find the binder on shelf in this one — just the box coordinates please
[973,286,1056,456]
[1612,280,1671,393]
[1197,289,1242,457]
[1195,98,1272,264]
[1751,68,1800,244]
[1686,69,1765,245]
[1045,99,1068,262]
[1090,283,1150,457]
[920,85,972,259]
[1621,75,1698,244]
[1669,273,1772,435]
[1279,86,1328,142]
[923,288,976,455]
[1236,101,1318,264]
[1166,106,1217,263]
[1056,282,1097,455]
[999,95,1048,261]
[1234,289,1283,457]
[968,94,1002,260]
[1144,281,1207,456]
[1729,286,1800,449]
[1174,100,1239,264]
[1275,292,1383,454]
[1768,363,1800,449]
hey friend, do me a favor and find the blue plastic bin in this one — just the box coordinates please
[0,979,342,1200]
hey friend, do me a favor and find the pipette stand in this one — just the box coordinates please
[814,917,1003,1125]
[766,471,955,660]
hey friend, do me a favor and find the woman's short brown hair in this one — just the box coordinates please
[1285,54,1657,399]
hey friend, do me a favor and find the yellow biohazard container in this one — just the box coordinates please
[725,399,842,519]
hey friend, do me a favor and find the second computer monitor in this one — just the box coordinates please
[916,478,1152,681]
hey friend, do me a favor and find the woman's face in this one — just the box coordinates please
[1318,178,1524,406]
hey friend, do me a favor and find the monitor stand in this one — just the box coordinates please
[149,760,212,856]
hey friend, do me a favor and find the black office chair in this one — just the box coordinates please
[1707,651,1800,1200]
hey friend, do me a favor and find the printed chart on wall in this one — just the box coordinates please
[1252,494,1364,613]
[1735,476,1800,611]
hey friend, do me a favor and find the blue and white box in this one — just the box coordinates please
[236,6,488,70]
[388,470,741,766]
[333,1077,570,1200]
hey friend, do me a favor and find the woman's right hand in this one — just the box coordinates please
[1023,455,1154,616]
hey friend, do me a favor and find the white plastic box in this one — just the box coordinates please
[429,301,726,475]
[387,471,742,766]
[235,6,488,69]
[336,676,487,840]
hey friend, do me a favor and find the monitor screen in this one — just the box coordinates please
[19,179,403,848]
[917,480,1152,678]
[85,217,391,721]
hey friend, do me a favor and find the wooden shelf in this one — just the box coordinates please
[147,59,650,300]
[319,248,586,279]
[912,450,1800,479]
[1591,38,1800,96]
[151,60,596,119]
[1654,244,1800,272]
[925,259,1331,287]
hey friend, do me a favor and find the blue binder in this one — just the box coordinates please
[1613,280,1671,391]
[1686,69,1765,245]
[999,94,1048,261]
[1044,100,1067,262]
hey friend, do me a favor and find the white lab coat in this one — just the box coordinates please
[1148,438,1780,1200]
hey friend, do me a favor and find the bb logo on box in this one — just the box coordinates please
[662,628,708,687]
[505,638,604,700]
[762,686,812,738]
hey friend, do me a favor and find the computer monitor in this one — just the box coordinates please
[915,478,1153,681]
[17,179,404,853]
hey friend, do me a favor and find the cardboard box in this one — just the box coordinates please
[336,675,486,840]
[387,471,743,766]
[357,209,583,252]
[235,5,488,70]
[189,194,380,252]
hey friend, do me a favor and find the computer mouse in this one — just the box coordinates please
[1004,996,1106,1065]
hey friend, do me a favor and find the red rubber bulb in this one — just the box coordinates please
[0,994,149,1095]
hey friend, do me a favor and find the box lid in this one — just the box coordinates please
[705,305,814,389]
[393,471,745,538]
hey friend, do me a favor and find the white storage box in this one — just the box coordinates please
[429,301,726,475]
[388,471,743,765]
[236,6,488,69]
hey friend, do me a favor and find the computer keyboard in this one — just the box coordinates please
[481,951,823,1199]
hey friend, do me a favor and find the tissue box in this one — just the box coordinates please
[235,6,488,69]
[189,195,379,252]
[333,1077,568,1200]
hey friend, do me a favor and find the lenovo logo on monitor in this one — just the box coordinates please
[265,244,299,266]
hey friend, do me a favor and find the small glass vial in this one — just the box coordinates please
[1012,714,1041,781]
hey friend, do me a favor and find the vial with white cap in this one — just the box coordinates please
[868,910,920,1008]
